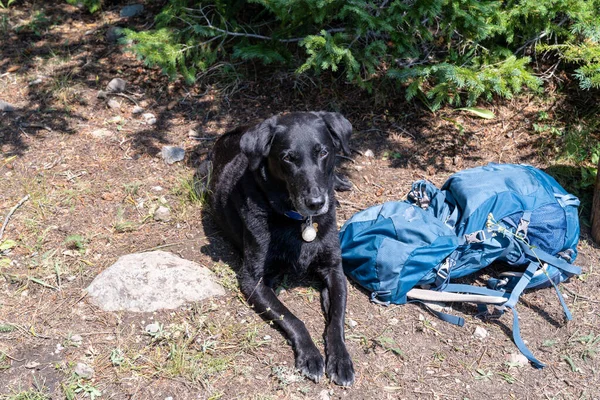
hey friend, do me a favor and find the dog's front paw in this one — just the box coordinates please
[326,348,355,386]
[295,347,324,382]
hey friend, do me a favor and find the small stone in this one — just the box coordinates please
[55,344,65,354]
[389,317,399,326]
[91,128,114,139]
[0,100,15,112]
[70,334,83,346]
[74,362,94,379]
[29,77,43,86]
[188,129,201,138]
[107,78,127,93]
[132,105,144,114]
[347,319,358,328]
[263,335,272,340]
[418,313,425,321]
[108,116,123,124]
[151,186,163,192]
[161,146,185,164]
[142,113,157,125]
[318,389,331,400]
[145,323,161,334]
[473,326,489,339]
[24,361,40,369]
[154,206,171,222]
[506,353,529,367]
[364,149,375,158]
[106,26,124,43]
[107,99,121,110]
[97,90,108,99]
[120,4,144,18]
[165,397,173,400]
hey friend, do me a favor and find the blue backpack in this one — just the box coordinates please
[339,163,581,368]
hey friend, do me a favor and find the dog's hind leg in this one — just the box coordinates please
[334,174,352,192]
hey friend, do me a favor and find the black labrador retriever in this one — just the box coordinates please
[205,111,355,386]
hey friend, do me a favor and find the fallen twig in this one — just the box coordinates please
[338,199,363,210]
[563,286,600,303]
[108,92,139,106]
[1,352,25,362]
[141,242,186,252]
[0,194,30,241]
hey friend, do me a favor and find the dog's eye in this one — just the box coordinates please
[319,149,328,158]
[282,154,292,163]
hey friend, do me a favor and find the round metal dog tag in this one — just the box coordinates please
[302,225,317,242]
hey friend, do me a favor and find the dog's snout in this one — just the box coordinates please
[304,195,326,211]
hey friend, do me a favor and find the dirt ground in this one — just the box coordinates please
[1,2,599,399]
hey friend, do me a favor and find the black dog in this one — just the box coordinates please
[205,112,355,386]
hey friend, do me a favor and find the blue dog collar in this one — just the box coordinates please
[284,210,305,221]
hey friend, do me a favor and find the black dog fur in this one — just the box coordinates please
[205,112,355,386]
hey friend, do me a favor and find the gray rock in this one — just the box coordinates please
[91,128,114,139]
[24,361,41,369]
[86,251,226,312]
[142,112,157,125]
[107,99,121,109]
[145,323,161,334]
[74,362,94,379]
[153,206,171,222]
[161,146,185,164]
[70,334,83,346]
[107,78,127,93]
[106,26,124,43]
[97,90,108,99]
[188,129,201,138]
[132,105,144,114]
[364,149,375,158]
[506,353,529,367]
[0,100,15,112]
[473,326,489,339]
[120,4,144,18]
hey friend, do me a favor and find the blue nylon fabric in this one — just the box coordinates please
[340,163,581,368]
[340,202,459,304]
[341,163,581,302]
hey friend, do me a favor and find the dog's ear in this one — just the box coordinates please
[240,116,278,171]
[313,111,352,155]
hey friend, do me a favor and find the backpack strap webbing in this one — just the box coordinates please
[519,242,579,321]
[497,261,546,368]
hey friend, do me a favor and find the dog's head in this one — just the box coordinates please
[240,112,352,217]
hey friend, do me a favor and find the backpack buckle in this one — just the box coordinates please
[434,259,451,287]
[370,291,391,306]
[407,182,430,209]
[464,230,487,243]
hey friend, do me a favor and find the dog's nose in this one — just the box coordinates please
[304,195,325,211]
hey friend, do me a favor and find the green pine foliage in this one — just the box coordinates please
[66,0,101,13]
[115,0,600,106]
